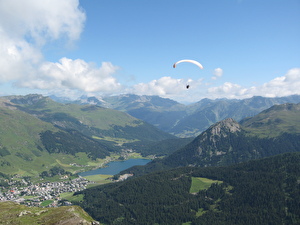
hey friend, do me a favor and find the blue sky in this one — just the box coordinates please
[0,0,299,103]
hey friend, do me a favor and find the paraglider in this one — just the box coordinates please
[173,59,203,70]
[173,59,203,89]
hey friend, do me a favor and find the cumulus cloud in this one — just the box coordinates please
[0,0,85,45]
[0,0,121,96]
[0,0,109,95]
[207,68,300,99]
[207,82,247,99]
[254,68,300,97]
[130,76,204,101]
[18,58,121,93]
[132,77,186,96]
[211,68,223,80]
[0,30,43,81]
[128,68,300,103]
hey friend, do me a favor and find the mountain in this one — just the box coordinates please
[76,94,188,132]
[120,103,300,176]
[75,152,300,225]
[0,201,97,224]
[72,94,300,137]
[171,95,300,137]
[0,94,175,176]
[240,103,300,137]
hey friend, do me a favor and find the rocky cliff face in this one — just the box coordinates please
[161,117,246,168]
[193,118,242,160]
[206,118,241,138]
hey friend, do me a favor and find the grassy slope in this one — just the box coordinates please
[0,99,114,175]
[16,96,142,130]
[241,103,300,137]
[0,95,174,176]
[0,100,56,148]
[189,177,223,193]
[0,100,59,175]
[0,201,95,224]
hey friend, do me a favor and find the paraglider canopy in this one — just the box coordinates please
[173,59,203,89]
[173,59,203,70]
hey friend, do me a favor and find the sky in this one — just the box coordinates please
[0,0,299,103]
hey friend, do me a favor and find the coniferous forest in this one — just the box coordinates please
[75,152,300,225]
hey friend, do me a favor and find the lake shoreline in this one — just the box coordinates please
[78,158,151,177]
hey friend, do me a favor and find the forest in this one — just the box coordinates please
[74,152,300,225]
[120,131,300,177]
[40,129,115,159]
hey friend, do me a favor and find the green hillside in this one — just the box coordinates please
[0,201,96,224]
[7,94,174,141]
[0,98,60,175]
[0,95,175,176]
[241,103,300,137]
[75,152,300,225]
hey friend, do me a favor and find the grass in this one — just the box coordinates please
[190,177,232,218]
[195,208,206,217]
[40,200,54,207]
[0,201,94,224]
[242,106,300,138]
[84,174,113,186]
[60,192,84,203]
[37,100,139,130]
[92,135,139,144]
[190,177,223,193]
[0,96,142,177]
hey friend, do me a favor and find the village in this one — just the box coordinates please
[0,176,94,207]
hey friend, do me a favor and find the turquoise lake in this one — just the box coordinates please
[79,158,151,176]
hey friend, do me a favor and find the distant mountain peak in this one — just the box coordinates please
[207,118,241,138]
[270,102,300,111]
[8,94,47,105]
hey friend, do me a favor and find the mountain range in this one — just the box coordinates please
[1,93,300,176]
[70,102,300,225]
[120,102,300,176]
[1,93,300,224]
[67,94,300,137]
[0,94,174,176]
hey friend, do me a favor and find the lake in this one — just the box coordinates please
[79,158,151,176]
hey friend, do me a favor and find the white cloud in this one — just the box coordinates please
[131,77,204,97]
[254,68,300,97]
[132,77,185,96]
[0,0,85,44]
[18,58,121,93]
[211,68,223,80]
[0,0,120,96]
[207,68,300,100]
[0,0,86,86]
[128,77,207,103]
[128,68,300,103]
[0,30,43,81]
[208,82,247,99]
